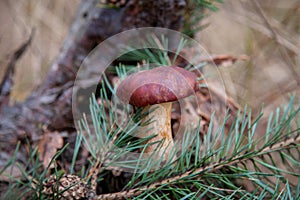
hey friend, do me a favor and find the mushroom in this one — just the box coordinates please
[116,66,199,161]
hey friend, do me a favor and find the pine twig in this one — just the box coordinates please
[95,133,300,199]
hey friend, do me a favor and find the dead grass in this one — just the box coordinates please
[200,0,300,110]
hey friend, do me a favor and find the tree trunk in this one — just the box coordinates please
[0,0,186,160]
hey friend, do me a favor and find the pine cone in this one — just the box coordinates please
[43,174,95,200]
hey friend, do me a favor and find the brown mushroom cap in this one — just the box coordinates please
[116,66,199,107]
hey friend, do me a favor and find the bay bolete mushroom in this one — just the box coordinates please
[116,66,199,161]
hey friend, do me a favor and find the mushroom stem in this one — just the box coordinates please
[141,102,174,161]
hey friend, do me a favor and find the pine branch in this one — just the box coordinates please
[95,133,300,199]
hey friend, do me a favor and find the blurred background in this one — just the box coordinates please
[200,0,300,111]
[0,0,299,111]
[0,0,79,100]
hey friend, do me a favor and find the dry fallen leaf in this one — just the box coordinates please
[38,131,64,169]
